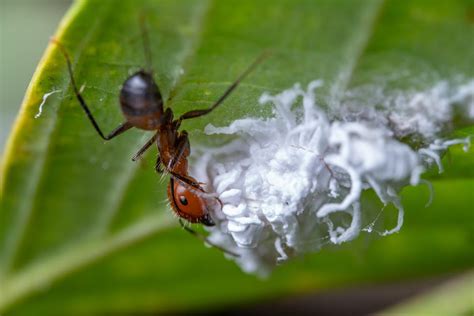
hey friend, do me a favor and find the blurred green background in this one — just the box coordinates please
[0,0,70,153]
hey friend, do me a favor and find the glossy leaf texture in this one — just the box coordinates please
[1,0,473,314]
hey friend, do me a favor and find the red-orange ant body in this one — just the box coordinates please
[53,20,265,255]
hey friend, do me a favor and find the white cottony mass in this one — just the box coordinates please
[191,80,473,276]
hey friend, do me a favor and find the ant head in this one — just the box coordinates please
[119,70,164,130]
[168,177,220,226]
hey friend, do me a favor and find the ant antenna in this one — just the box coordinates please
[139,12,153,74]
[179,219,240,257]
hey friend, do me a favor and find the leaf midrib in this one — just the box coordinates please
[0,213,174,310]
[329,0,385,103]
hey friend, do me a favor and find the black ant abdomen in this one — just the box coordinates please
[120,70,164,130]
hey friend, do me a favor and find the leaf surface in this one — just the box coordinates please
[1,0,473,314]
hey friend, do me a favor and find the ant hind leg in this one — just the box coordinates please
[52,38,132,141]
[105,122,132,140]
[138,11,153,73]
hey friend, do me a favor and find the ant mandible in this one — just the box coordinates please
[52,18,266,256]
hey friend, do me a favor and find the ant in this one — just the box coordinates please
[52,18,266,256]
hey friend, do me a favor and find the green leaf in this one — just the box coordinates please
[1,0,473,314]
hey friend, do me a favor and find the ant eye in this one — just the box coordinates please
[179,196,188,206]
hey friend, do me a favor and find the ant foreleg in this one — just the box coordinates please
[167,131,190,171]
[155,155,164,174]
[177,52,269,122]
[52,38,132,141]
[179,219,239,257]
[169,171,201,190]
[132,132,158,161]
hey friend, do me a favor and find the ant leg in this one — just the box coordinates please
[177,52,269,122]
[167,131,190,171]
[105,121,132,140]
[132,132,158,161]
[159,132,193,184]
[138,11,153,74]
[155,155,164,174]
[52,39,131,141]
[156,162,164,174]
[179,219,240,257]
[169,171,201,190]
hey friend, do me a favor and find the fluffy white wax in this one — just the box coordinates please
[191,80,473,275]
